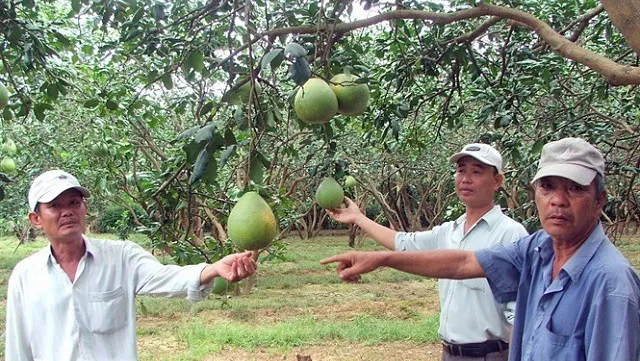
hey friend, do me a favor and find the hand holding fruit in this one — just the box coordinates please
[201,251,257,285]
[326,197,362,225]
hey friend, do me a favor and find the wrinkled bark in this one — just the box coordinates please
[601,0,640,57]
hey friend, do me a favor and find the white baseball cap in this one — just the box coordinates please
[531,137,605,186]
[449,143,503,174]
[28,170,91,211]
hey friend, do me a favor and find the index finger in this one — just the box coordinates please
[320,254,346,265]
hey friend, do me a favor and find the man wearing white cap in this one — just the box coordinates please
[322,137,640,361]
[5,169,258,361]
[327,143,528,360]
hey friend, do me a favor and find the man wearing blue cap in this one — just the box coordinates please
[5,169,258,361]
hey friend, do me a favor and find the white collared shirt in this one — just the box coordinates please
[395,205,528,344]
[5,237,211,361]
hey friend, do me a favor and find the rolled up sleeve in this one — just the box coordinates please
[475,242,523,304]
[395,225,444,252]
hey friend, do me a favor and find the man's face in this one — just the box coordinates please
[534,176,604,243]
[29,189,87,242]
[454,156,502,209]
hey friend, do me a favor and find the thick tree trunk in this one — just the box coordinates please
[600,0,640,57]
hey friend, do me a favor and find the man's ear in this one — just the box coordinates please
[494,173,504,191]
[28,211,43,229]
[596,191,607,209]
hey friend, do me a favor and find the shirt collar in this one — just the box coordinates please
[535,222,605,281]
[454,205,503,228]
[42,235,95,267]
[560,222,605,281]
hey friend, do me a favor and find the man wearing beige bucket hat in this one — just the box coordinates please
[5,169,258,361]
[322,137,640,361]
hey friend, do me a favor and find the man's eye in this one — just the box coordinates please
[539,182,552,189]
[568,185,586,194]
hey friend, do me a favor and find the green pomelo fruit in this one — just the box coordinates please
[91,144,110,157]
[2,139,17,155]
[330,73,370,116]
[3,108,13,120]
[344,175,357,188]
[0,157,16,173]
[211,277,235,295]
[0,82,8,110]
[227,191,278,250]
[315,177,344,209]
[228,80,262,105]
[294,78,338,124]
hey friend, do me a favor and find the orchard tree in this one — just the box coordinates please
[0,0,638,264]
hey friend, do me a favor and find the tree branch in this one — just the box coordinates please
[249,5,640,86]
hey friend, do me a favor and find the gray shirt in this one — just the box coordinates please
[395,205,528,344]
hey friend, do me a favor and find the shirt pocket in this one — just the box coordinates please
[80,287,127,334]
[460,278,486,293]
[536,323,585,361]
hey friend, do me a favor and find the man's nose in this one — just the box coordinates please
[549,188,569,206]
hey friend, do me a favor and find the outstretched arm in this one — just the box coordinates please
[320,249,485,282]
[327,197,398,250]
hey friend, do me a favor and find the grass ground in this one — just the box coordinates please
[1,232,639,361]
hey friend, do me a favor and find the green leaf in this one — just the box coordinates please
[53,31,72,48]
[161,73,173,89]
[122,28,143,42]
[34,103,47,121]
[185,51,204,72]
[249,157,264,184]
[146,70,159,84]
[288,56,311,86]
[46,83,59,100]
[234,106,248,130]
[3,108,14,120]
[496,114,511,128]
[199,101,214,116]
[153,4,166,22]
[84,98,101,108]
[194,123,216,143]
[220,145,236,168]
[223,128,236,145]
[323,123,334,141]
[189,146,211,184]
[175,125,200,141]
[260,48,284,73]
[285,43,307,57]
[255,151,271,169]
[201,156,218,185]
[132,7,145,23]
[532,139,545,154]
[106,99,119,110]
[184,140,206,164]
[71,0,82,12]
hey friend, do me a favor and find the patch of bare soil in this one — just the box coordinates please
[137,331,187,360]
[201,341,442,361]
